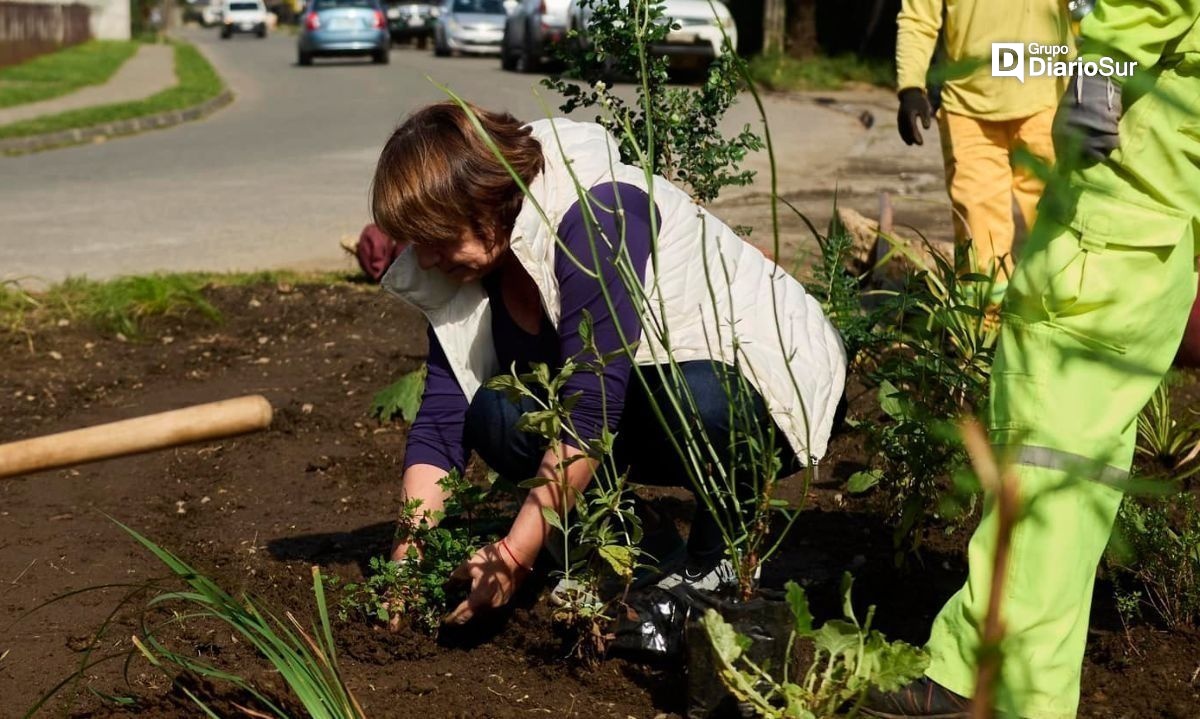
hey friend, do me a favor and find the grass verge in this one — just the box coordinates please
[1,270,354,337]
[747,52,894,92]
[0,40,140,110]
[0,41,224,140]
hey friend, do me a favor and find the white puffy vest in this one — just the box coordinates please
[382,118,846,462]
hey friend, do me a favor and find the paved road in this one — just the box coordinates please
[0,28,935,286]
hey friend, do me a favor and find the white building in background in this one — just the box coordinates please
[84,0,131,39]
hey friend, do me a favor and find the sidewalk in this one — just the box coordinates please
[0,44,176,127]
[713,86,953,265]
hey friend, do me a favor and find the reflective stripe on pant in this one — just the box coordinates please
[939,108,1056,279]
[925,67,1200,719]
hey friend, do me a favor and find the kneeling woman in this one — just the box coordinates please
[374,102,846,624]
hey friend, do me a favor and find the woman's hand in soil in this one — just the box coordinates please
[443,540,532,625]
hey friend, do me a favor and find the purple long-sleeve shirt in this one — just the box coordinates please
[403,182,659,473]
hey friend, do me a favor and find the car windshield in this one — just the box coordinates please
[229,2,258,9]
[313,0,374,8]
[451,0,504,14]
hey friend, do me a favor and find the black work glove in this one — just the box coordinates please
[1053,73,1123,164]
[897,88,933,146]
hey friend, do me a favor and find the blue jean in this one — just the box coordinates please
[463,361,798,563]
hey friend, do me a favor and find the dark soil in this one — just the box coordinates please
[1,281,1198,718]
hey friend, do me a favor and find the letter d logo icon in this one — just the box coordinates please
[992,43,1025,82]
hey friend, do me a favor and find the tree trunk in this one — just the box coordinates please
[786,0,818,59]
[763,0,786,55]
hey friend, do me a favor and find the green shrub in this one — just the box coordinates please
[1109,492,1200,631]
[545,0,761,203]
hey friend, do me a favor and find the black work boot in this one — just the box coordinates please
[862,677,971,718]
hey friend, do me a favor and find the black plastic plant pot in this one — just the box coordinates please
[684,589,791,719]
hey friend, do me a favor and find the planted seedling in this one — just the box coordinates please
[486,347,644,662]
[700,574,928,718]
[329,470,500,635]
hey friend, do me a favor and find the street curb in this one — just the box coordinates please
[0,88,234,156]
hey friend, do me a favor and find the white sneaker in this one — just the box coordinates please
[655,558,743,594]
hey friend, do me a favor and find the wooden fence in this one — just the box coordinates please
[0,2,91,67]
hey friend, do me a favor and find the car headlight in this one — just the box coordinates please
[446,17,459,30]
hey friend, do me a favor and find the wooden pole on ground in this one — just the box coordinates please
[0,395,273,480]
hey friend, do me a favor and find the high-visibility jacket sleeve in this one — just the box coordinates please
[1081,0,1200,69]
[896,0,944,90]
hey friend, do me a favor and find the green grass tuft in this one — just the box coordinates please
[747,53,894,92]
[1,270,353,336]
[0,41,140,110]
[0,41,224,140]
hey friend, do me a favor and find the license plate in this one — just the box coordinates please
[328,17,355,30]
[239,22,254,29]
[407,16,423,25]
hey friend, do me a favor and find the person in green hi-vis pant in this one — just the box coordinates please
[864,1,1200,718]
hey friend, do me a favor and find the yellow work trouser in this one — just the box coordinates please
[938,108,1056,279]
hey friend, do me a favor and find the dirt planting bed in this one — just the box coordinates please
[1,281,1197,717]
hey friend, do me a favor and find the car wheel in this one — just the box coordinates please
[373,48,390,64]
[416,35,428,50]
[518,35,540,73]
[500,37,517,71]
[257,27,267,38]
[220,28,231,39]
[298,50,313,66]
[434,35,450,57]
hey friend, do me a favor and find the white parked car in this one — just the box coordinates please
[567,0,737,62]
[221,0,270,38]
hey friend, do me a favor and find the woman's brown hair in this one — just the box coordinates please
[371,102,544,249]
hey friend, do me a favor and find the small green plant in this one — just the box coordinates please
[701,574,928,718]
[330,470,497,634]
[486,350,643,655]
[816,227,1000,559]
[1,270,346,336]
[1136,377,1200,482]
[546,0,762,203]
[37,520,366,719]
[1109,492,1200,631]
[369,364,427,423]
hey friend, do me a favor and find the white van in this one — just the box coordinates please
[221,0,270,38]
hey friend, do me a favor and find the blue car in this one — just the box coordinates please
[298,0,391,65]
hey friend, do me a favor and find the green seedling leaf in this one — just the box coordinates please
[847,469,883,494]
[864,640,930,692]
[812,619,860,658]
[516,409,560,437]
[840,572,858,625]
[877,380,907,421]
[518,477,553,489]
[785,580,813,637]
[540,506,565,533]
[485,373,528,401]
[598,544,635,578]
[700,609,751,663]
[369,365,427,423]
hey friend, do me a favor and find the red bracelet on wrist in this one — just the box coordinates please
[499,538,533,574]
